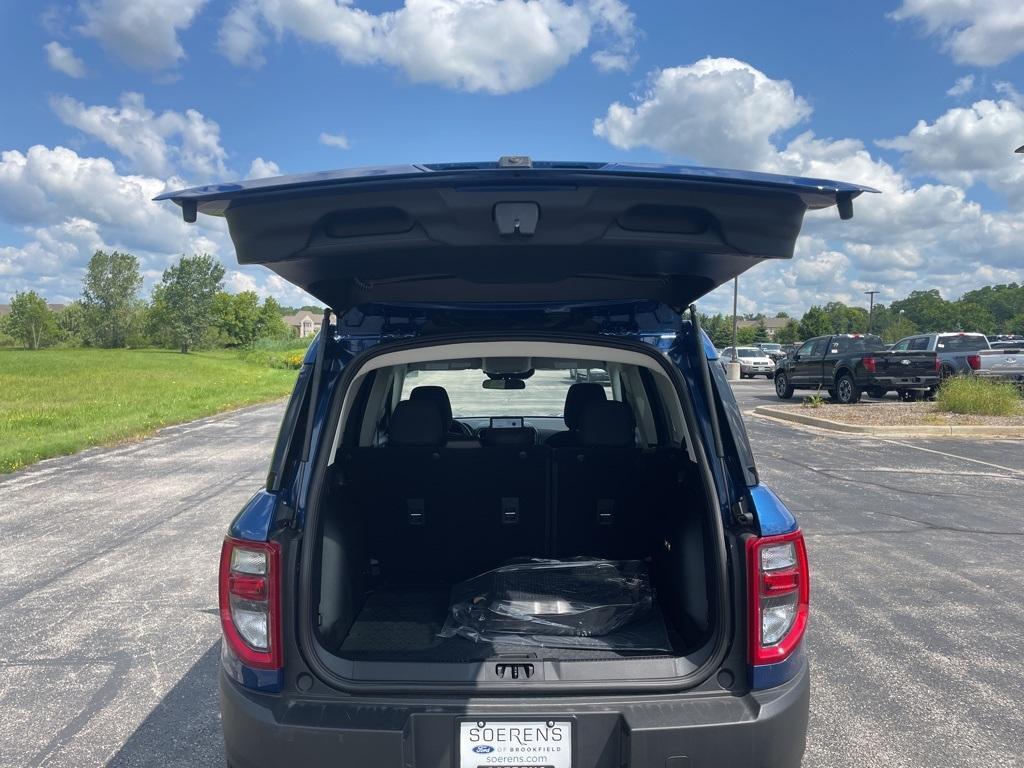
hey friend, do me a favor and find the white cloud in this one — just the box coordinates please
[946,74,974,97]
[319,131,350,150]
[593,57,812,169]
[247,157,281,178]
[889,0,1024,67]
[217,0,636,93]
[876,98,1024,202]
[594,58,1024,316]
[218,0,267,68]
[0,144,315,305]
[78,0,209,70]
[50,92,228,179]
[43,41,87,78]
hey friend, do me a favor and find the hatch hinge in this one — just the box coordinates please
[731,497,754,527]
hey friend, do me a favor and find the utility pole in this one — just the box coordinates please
[864,290,879,334]
[727,276,741,381]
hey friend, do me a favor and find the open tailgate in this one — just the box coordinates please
[157,160,876,310]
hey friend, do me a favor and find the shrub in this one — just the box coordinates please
[239,336,312,369]
[936,376,1022,417]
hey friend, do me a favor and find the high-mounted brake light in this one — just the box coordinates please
[219,538,282,669]
[862,356,877,374]
[747,530,809,666]
[967,354,981,371]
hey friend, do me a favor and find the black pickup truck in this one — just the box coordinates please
[774,334,939,403]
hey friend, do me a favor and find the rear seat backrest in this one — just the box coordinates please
[348,400,450,581]
[552,399,649,559]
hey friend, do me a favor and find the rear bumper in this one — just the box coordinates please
[871,375,938,388]
[221,660,810,768]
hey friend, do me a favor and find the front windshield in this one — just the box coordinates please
[401,366,612,417]
[736,349,762,358]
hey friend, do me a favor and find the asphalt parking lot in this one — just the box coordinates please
[1,380,1022,767]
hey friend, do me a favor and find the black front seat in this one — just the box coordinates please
[545,382,607,447]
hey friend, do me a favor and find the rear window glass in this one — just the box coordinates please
[835,337,884,353]
[400,367,612,417]
[936,335,988,351]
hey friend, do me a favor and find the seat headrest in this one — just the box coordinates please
[479,426,538,447]
[389,400,446,447]
[409,385,453,430]
[563,382,607,430]
[579,400,636,447]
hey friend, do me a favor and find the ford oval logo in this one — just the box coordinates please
[900,359,911,365]
[473,746,495,754]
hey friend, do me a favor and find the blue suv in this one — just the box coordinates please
[160,159,872,768]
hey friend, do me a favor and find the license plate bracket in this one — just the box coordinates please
[456,717,575,768]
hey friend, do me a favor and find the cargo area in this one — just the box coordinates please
[306,342,722,684]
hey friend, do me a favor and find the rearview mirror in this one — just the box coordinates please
[483,378,526,390]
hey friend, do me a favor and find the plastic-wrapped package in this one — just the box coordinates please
[438,558,670,651]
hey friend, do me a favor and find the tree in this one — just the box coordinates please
[775,321,800,344]
[5,291,57,349]
[882,314,917,342]
[81,250,143,348]
[890,290,953,333]
[54,302,88,346]
[798,306,833,339]
[698,313,733,348]
[257,297,288,339]
[151,254,225,353]
[955,302,996,335]
[211,291,289,347]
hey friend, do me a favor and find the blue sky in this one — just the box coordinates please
[2,1,1023,316]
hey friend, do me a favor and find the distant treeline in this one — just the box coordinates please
[1,251,294,352]
[702,285,1024,348]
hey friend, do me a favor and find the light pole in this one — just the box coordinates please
[864,290,879,334]
[728,276,741,381]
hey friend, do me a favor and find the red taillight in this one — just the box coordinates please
[967,354,981,370]
[935,357,942,372]
[747,530,809,666]
[219,538,282,670]
[862,356,877,374]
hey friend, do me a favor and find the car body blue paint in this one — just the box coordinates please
[229,490,279,542]
[751,643,807,690]
[221,642,283,693]
[749,484,799,536]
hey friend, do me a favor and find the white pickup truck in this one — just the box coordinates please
[975,345,1024,385]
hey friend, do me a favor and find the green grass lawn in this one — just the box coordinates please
[0,348,300,473]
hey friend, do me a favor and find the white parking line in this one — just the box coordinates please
[879,439,1023,476]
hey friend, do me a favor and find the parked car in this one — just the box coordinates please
[773,333,939,403]
[975,344,1024,385]
[720,346,777,378]
[757,342,787,362]
[990,339,1024,350]
[890,332,990,379]
[159,159,874,768]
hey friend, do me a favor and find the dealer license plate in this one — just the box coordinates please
[458,719,572,768]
